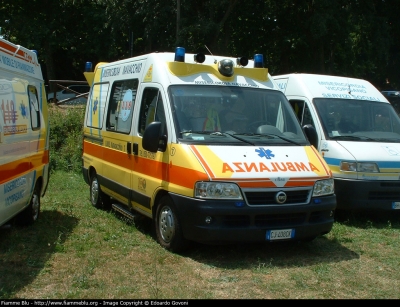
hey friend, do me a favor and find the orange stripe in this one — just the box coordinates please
[0,150,49,184]
[84,141,208,189]
[310,145,331,176]
[189,145,215,178]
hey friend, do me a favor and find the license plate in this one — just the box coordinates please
[392,202,400,210]
[266,229,295,241]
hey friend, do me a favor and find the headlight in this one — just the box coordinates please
[313,178,334,197]
[340,161,379,172]
[195,182,242,199]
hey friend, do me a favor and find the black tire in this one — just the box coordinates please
[90,173,111,209]
[16,182,40,226]
[155,196,188,253]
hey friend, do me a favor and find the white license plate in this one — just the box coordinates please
[392,202,400,210]
[266,229,295,241]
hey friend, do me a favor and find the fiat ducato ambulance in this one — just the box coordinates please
[82,48,336,252]
[0,37,50,227]
[273,73,400,212]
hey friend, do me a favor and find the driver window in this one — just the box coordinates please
[138,88,167,139]
[289,99,315,127]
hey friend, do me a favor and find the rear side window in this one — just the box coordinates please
[28,85,40,130]
[106,79,139,134]
[86,82,110,129]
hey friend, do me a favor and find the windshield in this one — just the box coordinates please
[314,98,400,142]
[169,85,308,145]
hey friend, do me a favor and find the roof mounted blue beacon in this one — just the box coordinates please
[174,47,185,62]
[253,54,264,68]
[85,62,93,72]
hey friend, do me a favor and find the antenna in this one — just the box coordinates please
[205,45,217,64]
[204,45,213,56]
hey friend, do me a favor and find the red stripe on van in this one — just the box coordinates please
[0,150,49,184]
[189,145,216,178]
[0,40,28,61]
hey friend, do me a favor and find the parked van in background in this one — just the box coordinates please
[0,37,50,227]
[47,84,90,105]
[82,48,336,252]
[273,73,400,212]
[381,90,400,115]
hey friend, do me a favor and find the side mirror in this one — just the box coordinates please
[142,121,167,153]
[302,124,318,148]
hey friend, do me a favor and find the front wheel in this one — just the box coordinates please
[16,182,40,226]
[90,173,111,209]
[155,196,189,253]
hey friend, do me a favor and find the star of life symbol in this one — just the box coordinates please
[255,147,275,159]
[92,98,98,114]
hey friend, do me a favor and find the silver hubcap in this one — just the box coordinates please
[91,179,99,205]
[32,193,39,221]
[159,206,175,243]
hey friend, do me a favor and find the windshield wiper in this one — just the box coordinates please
[330,135,374,141]
[223,132,255,145]
[246,133,301,145]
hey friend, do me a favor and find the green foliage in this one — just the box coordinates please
[48,106,85,173]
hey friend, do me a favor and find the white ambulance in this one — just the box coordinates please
[0,37,50,227]
[273,73,400,212]
[82,48,336,252]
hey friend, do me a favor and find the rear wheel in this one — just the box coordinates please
[155,196,188,253]
[17,182,40,226]
[90,173,111,209]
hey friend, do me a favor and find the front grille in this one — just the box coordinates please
[369,190,400,200]
[243,187,312,206]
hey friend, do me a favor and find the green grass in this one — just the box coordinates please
[1,171,400,299]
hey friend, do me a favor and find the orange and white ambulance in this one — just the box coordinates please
[82,48,336,252]
[0,37,50,227]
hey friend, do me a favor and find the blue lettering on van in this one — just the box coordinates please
[4,177,27,194]
[255,148,275,159]
[318,81,366,89]
[1,55,35,74]
[5,190,25,207]
[102,67,121,77]
[122,63,142,75]
[321,93,381,101]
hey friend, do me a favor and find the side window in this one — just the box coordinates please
[289,99,315,127]
[106,79,138,133]
[86,82,109,129]
[28,85,40,130]
[138,88,166,136]
[303,104,314,126]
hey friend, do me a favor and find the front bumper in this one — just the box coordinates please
[169,193,336,244]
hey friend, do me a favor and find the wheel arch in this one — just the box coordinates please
[151,189,169,219]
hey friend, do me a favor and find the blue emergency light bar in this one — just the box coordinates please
[174,47,185,62]
[85,62,93,72]
[254,54,264,68]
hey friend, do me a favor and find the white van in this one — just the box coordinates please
[273,73,400,211]
[0,37,50,227]
[82,48,336,252]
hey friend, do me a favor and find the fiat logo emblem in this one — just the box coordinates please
[275,191,287,204]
